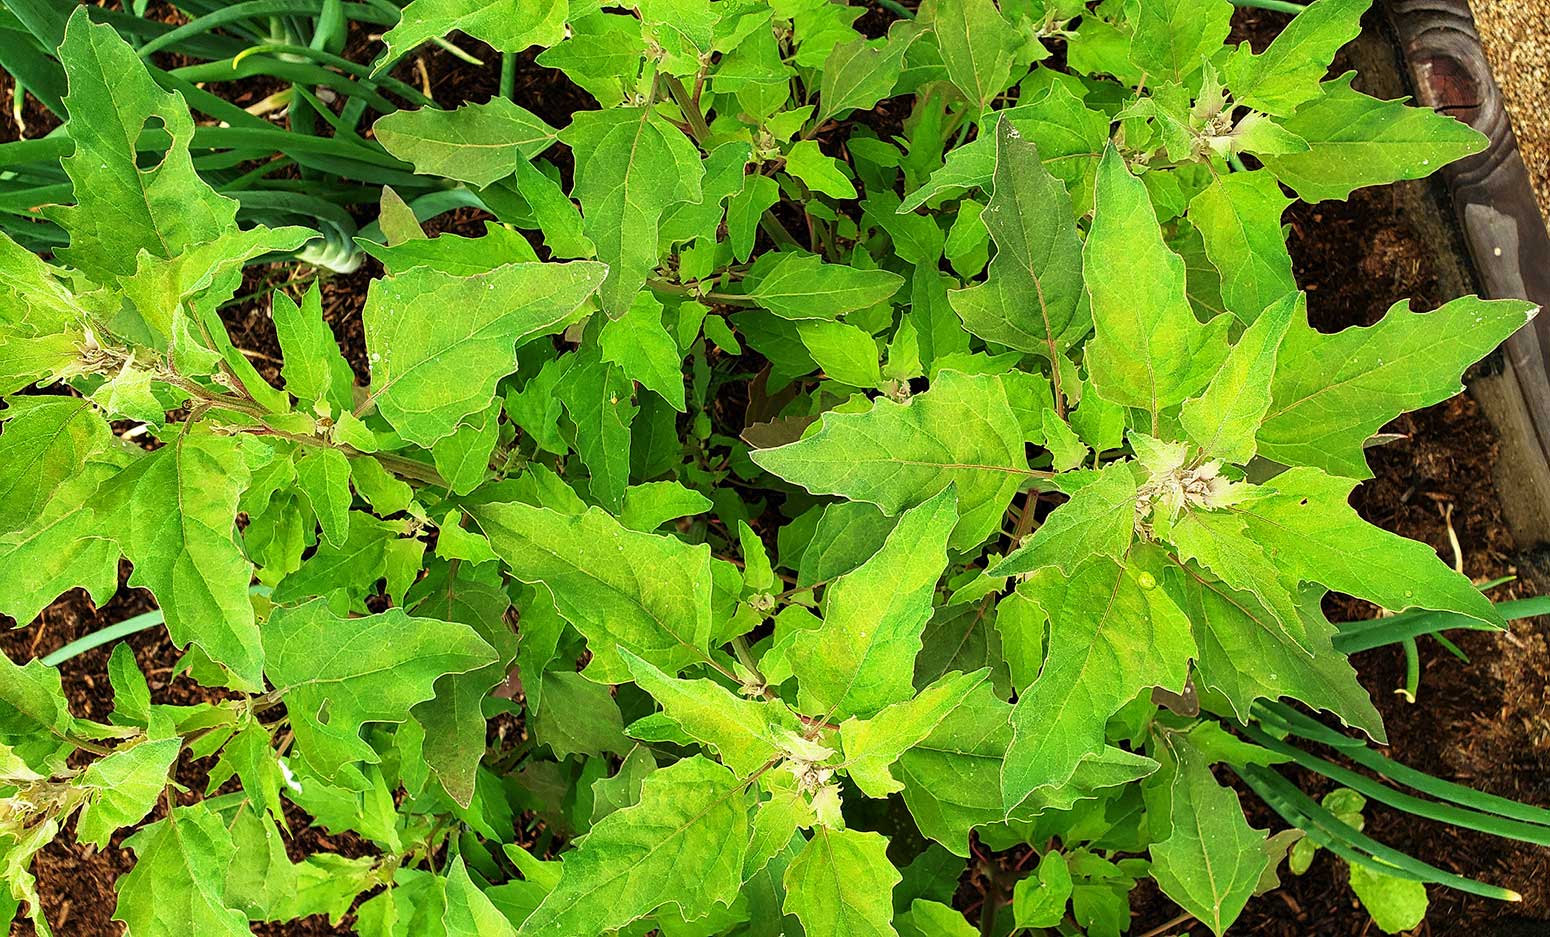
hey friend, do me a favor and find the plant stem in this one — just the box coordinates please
[1228,0,1307,13]
[500,52,516,100]
[874,0,915,19]
[1136,910,1197,937]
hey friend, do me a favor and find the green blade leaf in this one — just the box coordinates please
[561,107,704,318]
[1259,73,1488,202]
[515,756,749,936]
[445,855,519,937]
[75,736,182,849]
[947,119,1087,357]
[743,252,905,321]
[1083,147,1230,419]
[1257,294,1536,477]
[361,260,605,447]
[751,370,1030,551]
[113,804,250,937]
[380,0,568,64]
[933,0,1016,112]
[1186,170,1296,326]
[792,489,958,721]
[468,500,713,683]
[839,668,988,797]
[817,25,920,124]
[1127,0,1233,85]
[0,397,111,534]
[262,598,498,783]
[1001,553,1196,809]
[783,827,901,937]
[374,99,558,187]
[271,283,355,415]
[96,435,262,690]
[1149,739,1269,936]
[1223,0,1371,116]
[989,462,1138,578]
[1180,291,1296,464]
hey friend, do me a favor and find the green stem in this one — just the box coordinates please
[500,52,517,100]
[1228,0,1308,13]
[874,0,915,19]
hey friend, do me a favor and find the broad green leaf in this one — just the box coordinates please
[744,253,905,321]
[445,856,518,937]
[1170,507,1310,651]
[75,736,182,848]
[839,668,987,796]
[1180,292,1295,464]
[1259,73,1488,202]
[515,757,749,936]
[1187,171,1296,325]
[271,284,355,415]
[113,804,249,937]
[1083,148,1230,418]
[269,509,398,604]
[947,120,1086,357]
[729,174,781,263]
[533,12,647,108]
[791,489,958,720]
[262,598,497,783]
[1165,568,1383,739]
[293,447,352,548]
[619,481,713,532]
[752,370,1029,550]
[900,899,975,937]
[783,827,901,937]
[601,292,686,410]
[380,0,568,65]
[1013,852,1072,929]
[1257,295,1535,477]
[0,397,111,534]
[49,12,236,283]
[786,141,857,199]
[534,670,625,758]
[798,501,898,587]
[624,649,798,775]
[361,260,605,447]
[468,500,714,683]
[799,320,882,388]
[95,435,261,690]
[817,25,920,123]
[1002,555,1196,809]
[554,349,636,512]
[933,0,1016,112]
[515,159,595,259]
[0,456,123,627]
[1149,740,1268,936]
[561,108,705,317]
[1223,0,1370,116]
[1348,864,1428,934]
[1127,0,1233,84]
[375,99,558,187]
[1234,467,1506,631]
[431,404,501,496]
[0,650,77,773]
[989,462,1138,578]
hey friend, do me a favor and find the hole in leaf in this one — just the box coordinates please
[134,115,170,173]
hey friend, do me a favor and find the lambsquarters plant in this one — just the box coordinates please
[0,1,1542,935]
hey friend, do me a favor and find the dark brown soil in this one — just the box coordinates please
[4,5,1549,937]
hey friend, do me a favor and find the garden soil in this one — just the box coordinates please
[3,5,1550,936]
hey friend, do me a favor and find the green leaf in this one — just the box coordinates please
[293,447,352,548]
[1083,147,1229,419]
[817,26,920,124]
[431,403,501,496]
[445,856,518,937]
[1127,0,1232,84]
[0,397,110,534]
[96,435,261,690]
[729,174,781,263]
[1257,295,1535,477]
[786,141,857,199]
[1187,171,1296,325]
[601,292,686,410]
[783,827,901,937]
[989,462,1138,578]
[75,736,182,849]
[900,898,975,937]
[791,488,958,720]
[624,649,798,775]
[744,253,905,321]
[113,804,250,937]
[262,598,497,783]
[381,0,568,64]
[1348,864,1428,934]
[271,284,355,415]
[374,99,558,187]
[0,456,123,627]
[1259,73,1488,202]
[1223,0,1371,116]
[361,260,605,447]
[933,0,1016,112]
[1013,852,1072,929]
[468,500,713,683]
[839,668,987,797]
[515,756,749,936]
[554,349,637,512]
[1002,554,1196,809]
[1149,740,1269,936]
[799,320,882,388]
[533,670,625,758]
[947,119,1087,357]
[1233,467,1506,631]
[752,370,1029,550]
[1180,291,1296,464]
[561,108,704,317]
